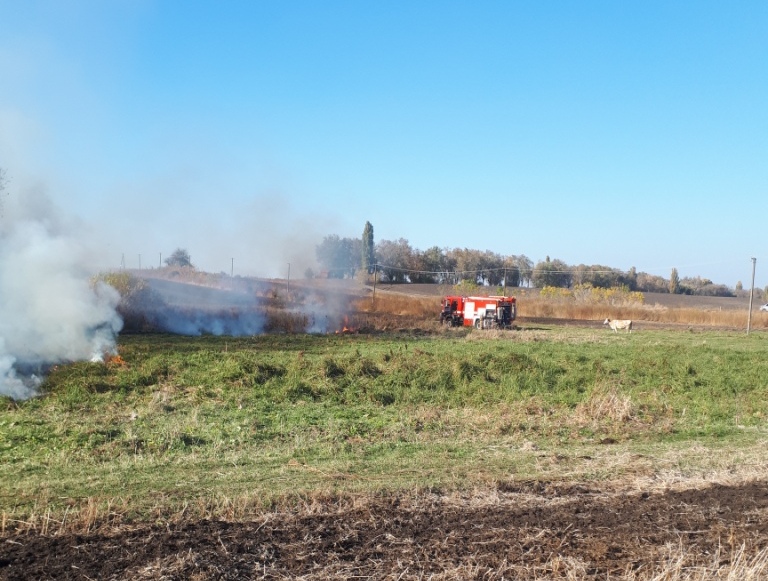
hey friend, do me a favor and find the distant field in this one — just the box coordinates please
[372,280,755,311]
[137,269,759,311]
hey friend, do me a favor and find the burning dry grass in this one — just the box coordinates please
[105,353,128,368]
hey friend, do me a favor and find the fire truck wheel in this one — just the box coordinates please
[474,319,481,330]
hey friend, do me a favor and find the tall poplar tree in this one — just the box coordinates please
[669,268,680,294]
[362,221,375,273]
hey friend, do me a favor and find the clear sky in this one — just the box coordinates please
[1,1,766,287]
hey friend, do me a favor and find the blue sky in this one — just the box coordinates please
[1,1,766,286]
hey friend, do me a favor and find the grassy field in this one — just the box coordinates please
[3,326,768,535]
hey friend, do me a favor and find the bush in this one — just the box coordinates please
[453,280,479,295]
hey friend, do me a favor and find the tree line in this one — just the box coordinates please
[314,223,736,297]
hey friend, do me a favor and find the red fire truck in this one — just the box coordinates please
[440,295,517,329]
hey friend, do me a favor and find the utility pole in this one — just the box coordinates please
[503,268,507,297]
[138,254,141,270]
[286,262,291,297]
[231,258,234,278]
[372,264,377,308]
[748,257,757,335]
[159,253,162,268]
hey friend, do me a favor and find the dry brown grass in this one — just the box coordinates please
[639,544,768,581]
[517,296,765,328]
[575,381,636,425]
[356,293,436,318]
[359,287,767,330]
[2,496,131,536]
[263,308,310,333]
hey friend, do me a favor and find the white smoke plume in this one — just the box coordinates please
[0,184,123,400]
[138,277,268,336]
[121,274,355,337]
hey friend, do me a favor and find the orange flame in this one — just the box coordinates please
[334,315,356,334]
[106,354,127,367]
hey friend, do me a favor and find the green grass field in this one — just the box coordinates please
[3,327,768,533]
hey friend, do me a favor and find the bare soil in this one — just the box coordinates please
[3,480,768,580]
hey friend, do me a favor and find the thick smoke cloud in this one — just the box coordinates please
[0,186,123,400]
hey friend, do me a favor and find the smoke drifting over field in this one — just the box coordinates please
[148,308,268,336]
[0,187,123,400]
[123,277,270,336]
[119,275,355,336]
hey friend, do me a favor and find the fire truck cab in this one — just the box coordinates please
[440,296,465,327]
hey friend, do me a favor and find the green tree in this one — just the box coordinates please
[532,257,572,288]
[165,248,193,268]
[669,268,680,294]
[626,266,638,291]
[479,250,504,286]
[409,248,435,283]
[416,246,454,284]
[446,247,484,284]
[375,238,413,283]
[680,277,733,297]
[501,256,521,288]
[362,221,375,274]
[316,235,360,278]
[636,272,668,293]
[515,255,534,287]
[570,264,632,289]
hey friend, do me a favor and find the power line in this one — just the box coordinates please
[372,263,623,276]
